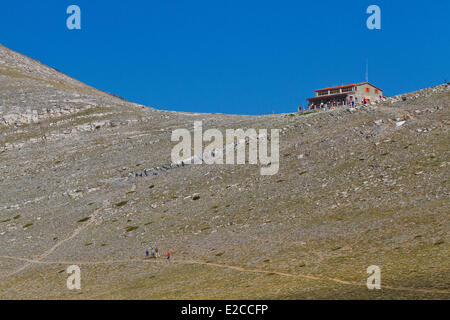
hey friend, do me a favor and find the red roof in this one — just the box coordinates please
[315,82,367,92]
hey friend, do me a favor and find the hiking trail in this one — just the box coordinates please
[0,254,448,295]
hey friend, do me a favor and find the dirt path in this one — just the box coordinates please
[1,192,448,296]
[1,255,449,295]
[0,190,448,296]
[0,207,103,279]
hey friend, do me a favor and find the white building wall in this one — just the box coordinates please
[353,83,383,103]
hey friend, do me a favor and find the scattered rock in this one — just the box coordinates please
[374,119,383,126]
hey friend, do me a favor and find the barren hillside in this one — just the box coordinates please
[0,44,448,299]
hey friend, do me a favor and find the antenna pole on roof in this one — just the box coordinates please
[365,59,369,83]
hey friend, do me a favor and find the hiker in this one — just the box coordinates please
[146,249,149,258]
[151,248,156,258]
[155,247,160,258]
[167,252,171,261]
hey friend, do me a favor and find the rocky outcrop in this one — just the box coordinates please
[386,83,450,104]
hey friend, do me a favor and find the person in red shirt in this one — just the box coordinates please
[167,252,171,261]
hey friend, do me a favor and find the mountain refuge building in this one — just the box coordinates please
[307,82,383,109]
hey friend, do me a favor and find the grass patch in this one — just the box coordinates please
[298,111,316,116]
[126,226,139,232]
[115,200,128,207]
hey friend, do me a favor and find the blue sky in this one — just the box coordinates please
[1,0,449,114]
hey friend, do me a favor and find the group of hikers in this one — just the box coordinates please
[145,247,171,261]
[308,98,371,111]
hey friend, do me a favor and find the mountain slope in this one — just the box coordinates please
[0,44,448,299]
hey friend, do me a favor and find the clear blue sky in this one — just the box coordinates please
[1,0,449,114]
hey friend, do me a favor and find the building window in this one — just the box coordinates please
[342,87,353,93]
[366,88,370,93]
[375,89,379,94]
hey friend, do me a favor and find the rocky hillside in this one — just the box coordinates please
[0,44,448,299]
